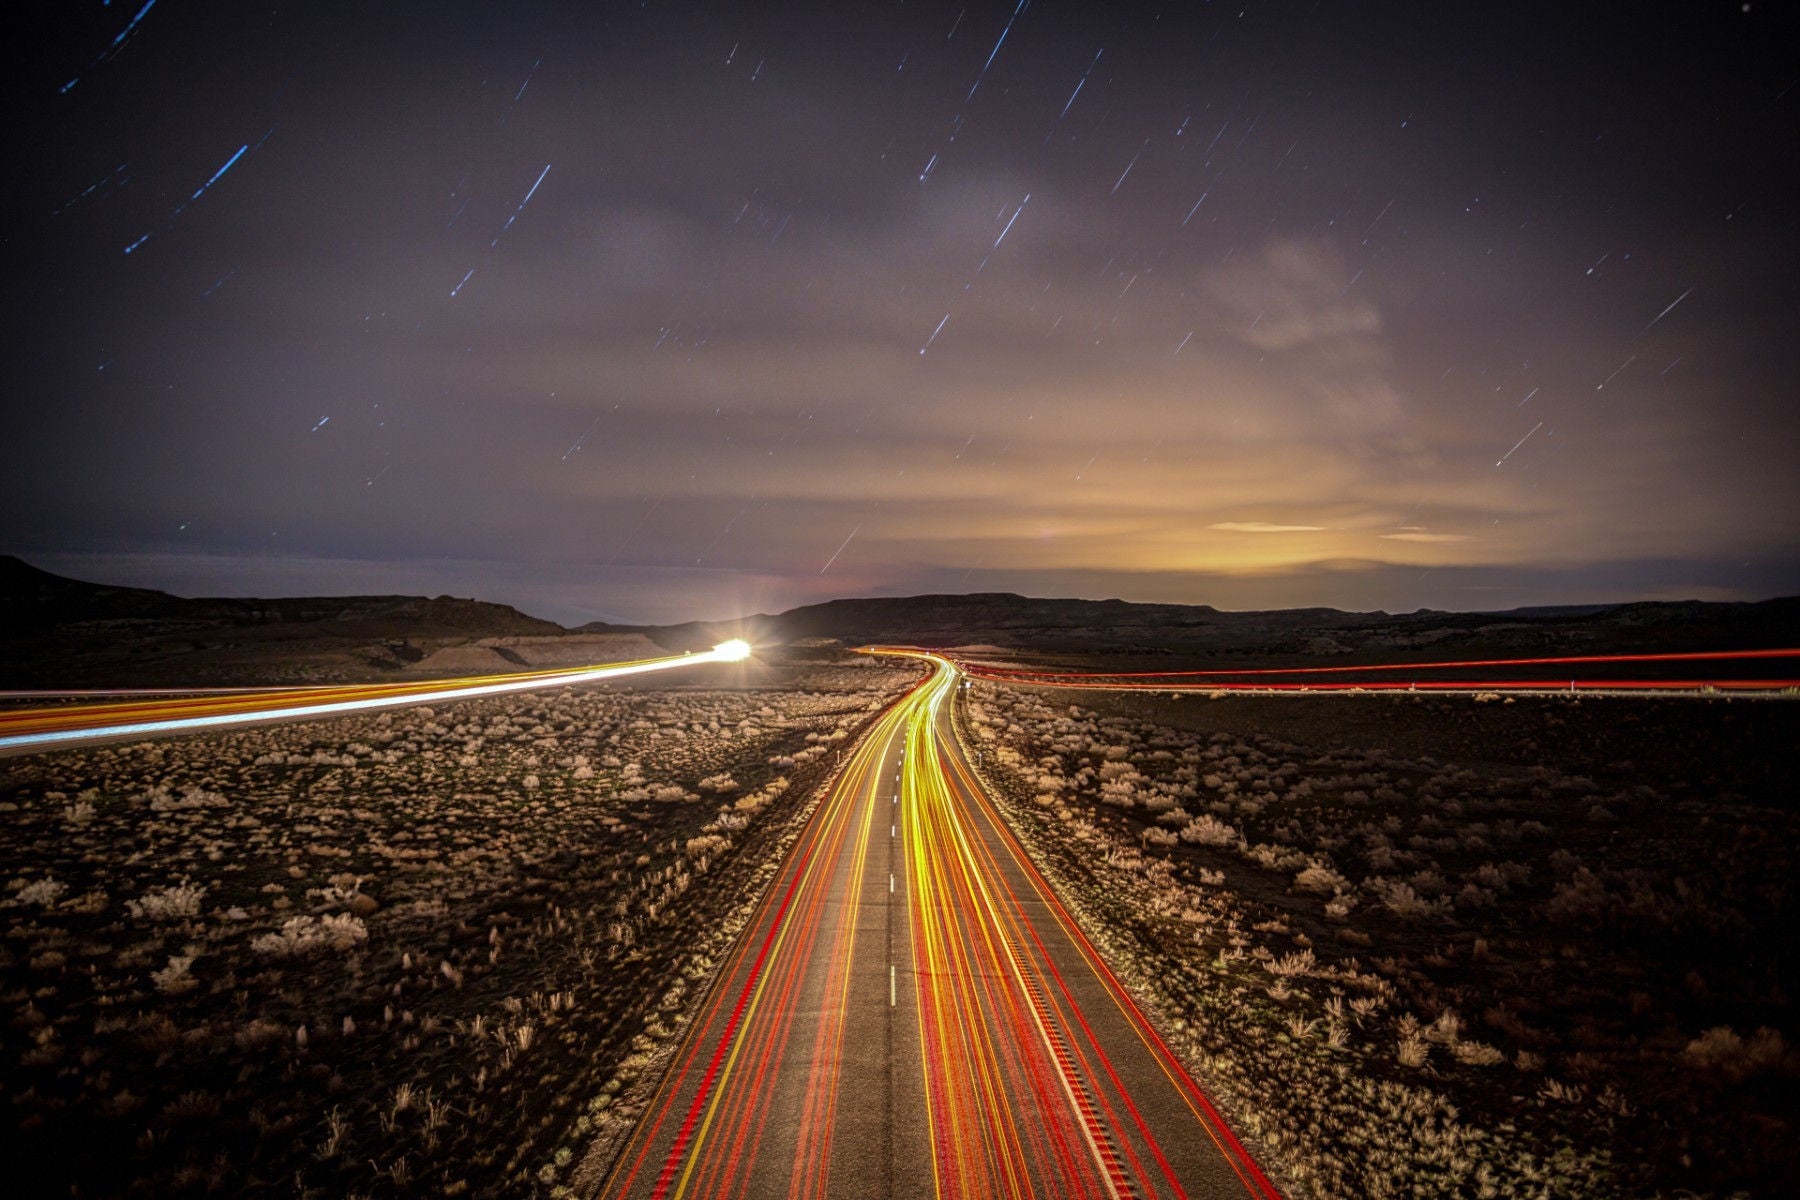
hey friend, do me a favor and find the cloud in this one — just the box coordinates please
[1203,239,1383,352]
[1208,521,1326,533]
[1380,531,1472,543]
[1196,238,1405,436]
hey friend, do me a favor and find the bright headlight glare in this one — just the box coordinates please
[712,639,753,662]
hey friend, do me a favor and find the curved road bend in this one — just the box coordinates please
[598,651,1280,1200]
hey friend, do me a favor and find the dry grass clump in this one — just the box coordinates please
[958,680,1797,1198]
[0,657,919,1197]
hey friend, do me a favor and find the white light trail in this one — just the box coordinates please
[0,646,754,755]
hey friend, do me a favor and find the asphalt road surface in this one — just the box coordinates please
[598,651,1279,1200]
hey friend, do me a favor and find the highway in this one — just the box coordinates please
[598,651,1279,1200]
[0,641,752,756]
[953,648,1800,695]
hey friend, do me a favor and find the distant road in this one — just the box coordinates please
[598,651,1279,1200]
[952,648,1800,695]
[0,641,752,756]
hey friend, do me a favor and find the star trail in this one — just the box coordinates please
[7,1,1796,623]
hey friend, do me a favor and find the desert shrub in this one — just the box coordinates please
[684,834,730,860]
[1546,867,1611,926]
[1294,863,1350,895]
[128,882,205,921]
[1369,879,1451,921]
[15,876,67,907]
[1681,1026,1791,1079]
[150,955,198,995]
[1452,1040,1506,1066]
[146,784,228,812]
[1098,779,1138,808]
[250,913,369,959]
[1179,813,1241,847]
[1265,949,1316,978]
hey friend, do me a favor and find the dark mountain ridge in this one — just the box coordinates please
[593,589,1800,664]
[3,554,1795,685]
[0,555,561,638]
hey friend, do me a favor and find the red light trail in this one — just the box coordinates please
[951,648,1800,694]
[599,653,1283,1199]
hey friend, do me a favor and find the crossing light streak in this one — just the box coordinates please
[0,645,755,756]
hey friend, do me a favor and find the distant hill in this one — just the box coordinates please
[0,555,563,687]
[3,554,1795,685]
[0,555,562,638]
[595,590,1800,664]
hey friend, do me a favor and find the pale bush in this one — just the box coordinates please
[1452,1040,1505,1066]
[1179,814,1240,847]
[1265,949,1316,978]
[1294,863,1349,895]
[1140,792,1176,814]
[147,784,227,812]
[251,913,369,959]
[1427,1009,1463,1043]
[16,876,66,907]
[1098,779,1138,808]
[1370,879,1451,921]
[128,882,205,921]
[685,834,731,860]
[151,955,197,995]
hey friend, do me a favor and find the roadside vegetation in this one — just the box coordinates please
[0,658,918,1197]
[957,681,1796,1199]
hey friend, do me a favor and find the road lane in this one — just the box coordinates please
[599,672,931,1200]
[597,653,1279,1200]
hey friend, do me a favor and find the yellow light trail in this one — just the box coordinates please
[601,648,1284,1200]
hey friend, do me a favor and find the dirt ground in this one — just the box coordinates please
[958,682,1797,1198]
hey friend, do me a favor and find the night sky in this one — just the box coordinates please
[8,1,1797,625]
